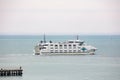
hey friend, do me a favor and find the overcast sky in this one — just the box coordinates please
[0,0,120,35]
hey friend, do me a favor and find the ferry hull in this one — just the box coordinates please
[34,52,95,55]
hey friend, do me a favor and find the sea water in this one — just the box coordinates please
[0,35,120,80]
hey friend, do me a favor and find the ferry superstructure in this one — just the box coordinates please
[34,35,97,55]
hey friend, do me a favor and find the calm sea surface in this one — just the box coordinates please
[0,35,120,80]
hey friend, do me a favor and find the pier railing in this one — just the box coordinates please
[0,67,23,76]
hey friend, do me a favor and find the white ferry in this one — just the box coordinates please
[34,35,97,55]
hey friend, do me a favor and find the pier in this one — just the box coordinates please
[0,67,23,76]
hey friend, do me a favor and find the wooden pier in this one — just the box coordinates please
[0,67,23,76]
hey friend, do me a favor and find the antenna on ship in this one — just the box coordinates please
[43,33,46,43]
[77,35,79,40]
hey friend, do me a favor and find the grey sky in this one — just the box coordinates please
[0,0,120,35]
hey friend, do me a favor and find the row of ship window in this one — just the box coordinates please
[50,44,77,46]
[40,45,78,50]
[50,50,82,53]
[51,46,76,49]
[41,43,83,47]
[50,44,77,49]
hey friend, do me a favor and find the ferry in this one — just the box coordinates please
[34,35,97,55]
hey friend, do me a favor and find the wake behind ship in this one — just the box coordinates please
[34,35,97,55]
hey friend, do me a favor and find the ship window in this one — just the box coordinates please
[78,50,81,52]
[73,50,76,52]
[59,45,62,49]
[60,50,62,53]
[75,41,80,43]
[69,50,72,53]
[64,45,67,46]
[50,47,53,49]
[64,50,67,53]
[42,47,46,49]
[69,44,72,49]
[55,45,58,46]
[50,44,53,46]
[50,50,53,53]
[55,50,58,53]
[64,45,67,49]
[79,42,84,46]
[73,44,76,46]
[73,44,76,49]
[55,45,58,49]
[44,44,48,46]
[68,41,73,43]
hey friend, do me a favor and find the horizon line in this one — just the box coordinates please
[0,33,120,35]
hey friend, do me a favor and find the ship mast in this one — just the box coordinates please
[77,35,79,40]
[43,34,46,43]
